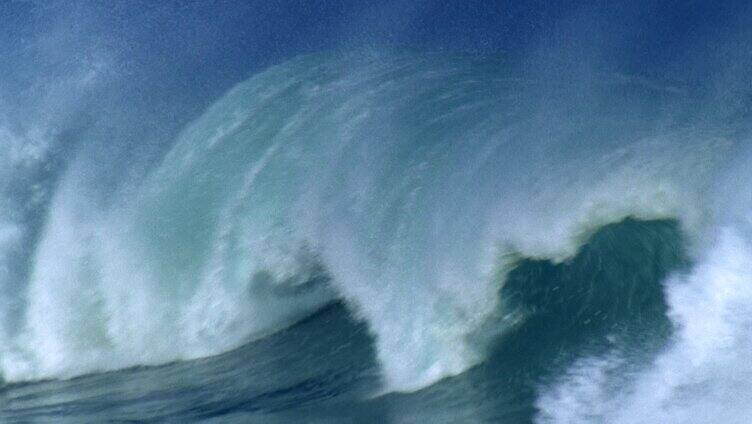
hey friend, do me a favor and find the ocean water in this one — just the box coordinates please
[2,1,752,423]
[0,219,689,423]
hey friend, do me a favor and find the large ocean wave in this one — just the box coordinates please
[0,51,749,420]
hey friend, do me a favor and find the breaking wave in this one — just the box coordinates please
[0,52,747,404]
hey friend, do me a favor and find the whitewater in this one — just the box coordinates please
[3,2,752,422]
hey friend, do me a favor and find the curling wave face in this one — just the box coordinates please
[0,52,744,397]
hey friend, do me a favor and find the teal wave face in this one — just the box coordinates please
[504,219,685,345]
